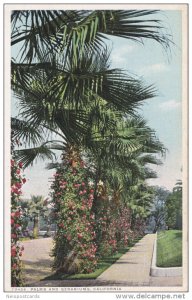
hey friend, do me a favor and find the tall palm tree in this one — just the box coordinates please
[11,46,158,167]
[11,10,170,171]
[11,10,169,171]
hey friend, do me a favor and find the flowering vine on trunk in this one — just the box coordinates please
[51,156,97,274]
[11,159,26,286]
[96,201,132,256]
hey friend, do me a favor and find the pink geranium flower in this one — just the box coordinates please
[77,233,83,239]
[12,263,17,270]
[15,211,21,217]
[22,178,26,184]
[11,247,17,257]
[15,182,22,189]
[15,223,21,228]
[18,162,23,168]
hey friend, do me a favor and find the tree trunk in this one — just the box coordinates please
[46,221,51,236]
[153,227,157,233]
[113,189,121,206]
[33,216,39,239]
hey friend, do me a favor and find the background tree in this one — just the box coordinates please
[165,181,182,230]
[23,195,50,238]
[128,182,155,234]
[147,186,170,233]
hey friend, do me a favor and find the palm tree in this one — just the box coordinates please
[11,46,158,166]
[24,195,48,238]
[11,9,170,171]
[128,181,155,233]
[11,10,169,171]
[85,115,165,205]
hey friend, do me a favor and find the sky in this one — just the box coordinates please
[108,10,182,191]
[11,10,183,199]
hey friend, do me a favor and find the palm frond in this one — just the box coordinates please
[14,142,56,168]
[138,154,162,165]
[46,162,62,170]
[11,10,83,63]
[143,168,157,179]
[11,117,45,146]
[55,10,171,66]
[12,10,171,65]
[100,10,170,46]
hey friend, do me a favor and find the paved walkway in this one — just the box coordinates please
[97,234,182,287]
[21,235,182,287]
[97,234,155,285]
[21,237,54,285]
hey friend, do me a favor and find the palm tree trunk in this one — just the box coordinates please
[113,189,121,206]
[33,216,39,239]
[153,227,157,233]
[46,218,52,236]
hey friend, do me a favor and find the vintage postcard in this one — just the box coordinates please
[4,2,188,294]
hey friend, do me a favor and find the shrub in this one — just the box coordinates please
[11,159,26,286]
[96,202,132,257]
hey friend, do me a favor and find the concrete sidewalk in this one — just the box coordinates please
[97,234,155,285]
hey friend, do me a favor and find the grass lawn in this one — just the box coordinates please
[156,230,182,268]
[43,237,142,281]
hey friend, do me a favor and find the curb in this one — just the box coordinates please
[150,233,182,277]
